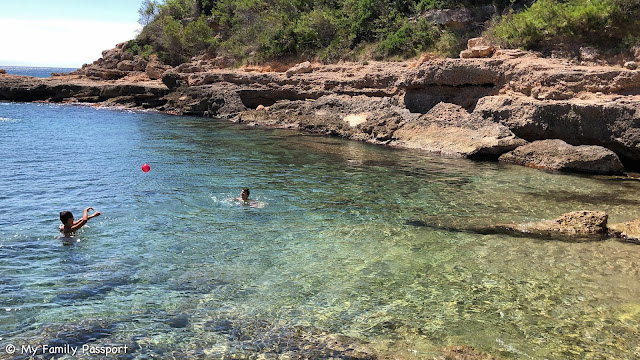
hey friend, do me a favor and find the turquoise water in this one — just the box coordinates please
[1,101,640,359]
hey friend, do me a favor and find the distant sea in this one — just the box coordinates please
[0,65,78,78]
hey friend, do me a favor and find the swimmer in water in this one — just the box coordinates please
[236,188,252,203]
[59,207,101,236]
[235,188,265,208]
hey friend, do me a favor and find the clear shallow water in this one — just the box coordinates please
[0,66,77,78]
[1,102,640,359]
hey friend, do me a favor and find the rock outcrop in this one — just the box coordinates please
[146,55,172,80]
[1,46,640,174]
[516,211,609,235]
[487,211,610,241]
[391,103,526,158]
[608,219,640,243]
[460,37,496,59]
[499,139,625,174]
[285,61,313,78]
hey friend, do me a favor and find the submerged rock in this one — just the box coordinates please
[408,212,610,242]
[608,219,640,244]
[505,211,609,237]
[440,345,498,360]
[203,317,379,359]
[499,139,625,175]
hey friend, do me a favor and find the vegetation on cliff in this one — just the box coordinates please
[127,0,640,66]
[486,0,640,54]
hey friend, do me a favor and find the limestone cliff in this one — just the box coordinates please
[1,42,639,174]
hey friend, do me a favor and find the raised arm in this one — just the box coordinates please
[70,208,101,232]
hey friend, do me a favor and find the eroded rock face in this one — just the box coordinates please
[498,139,625,175]
[422,8,473,29]
[146,55,172,80]
[608,219,640,243]
[391,103,526,158]
[116,60,134,71]
[475,96,640,162]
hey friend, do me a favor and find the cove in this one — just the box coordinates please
[1,102,640,359]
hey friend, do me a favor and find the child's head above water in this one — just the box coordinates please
[60,211,73,226]
[241,188,250,201]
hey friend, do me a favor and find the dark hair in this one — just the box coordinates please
[242,188,250,196]
[60,211,73,224]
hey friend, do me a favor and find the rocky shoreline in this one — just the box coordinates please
[1,41,639,176]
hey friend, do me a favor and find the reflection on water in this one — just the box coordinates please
[1,103,640,359]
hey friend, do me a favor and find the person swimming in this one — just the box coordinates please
[235,188,265,208]
[59,207,101,236]
[236,188,252,203]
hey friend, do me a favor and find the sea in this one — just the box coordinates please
[0,66,77,78]
[1,67,640,359]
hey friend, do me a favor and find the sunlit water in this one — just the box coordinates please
[0,66,77,78]
[1,101,640,359]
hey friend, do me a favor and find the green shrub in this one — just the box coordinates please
[183,16,216,54]
[128,0,640,66]
[486,0,640,50]
[125,40,155,60]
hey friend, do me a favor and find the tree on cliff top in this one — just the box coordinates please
[127,0,640,66]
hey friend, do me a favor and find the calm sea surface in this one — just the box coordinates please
[1,74,640,358]
[0,66,77,78]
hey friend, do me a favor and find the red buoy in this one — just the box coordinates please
[141,163,151,172]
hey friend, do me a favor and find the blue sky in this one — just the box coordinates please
[1,1,143,67]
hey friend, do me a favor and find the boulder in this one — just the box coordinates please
[146,55,172,80]
[467,37,491,49]
[460,46,495,59]
[624,61,638,70]
[161,69,184,90]
[176,63,203,73]
[498,139,624,175]
[121,51,134,61]
[508,211,609,237]
[101,47,123,63]
[580,47,600,62]
[473,96,640,162]
[132,57,148,72]
[461,38,496,59]
[116,60,134,71]
[422,8,472,29]
[391,103,526,158]
[285,61,313,78]
[0,69,6,75]
[608,219,640,244]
